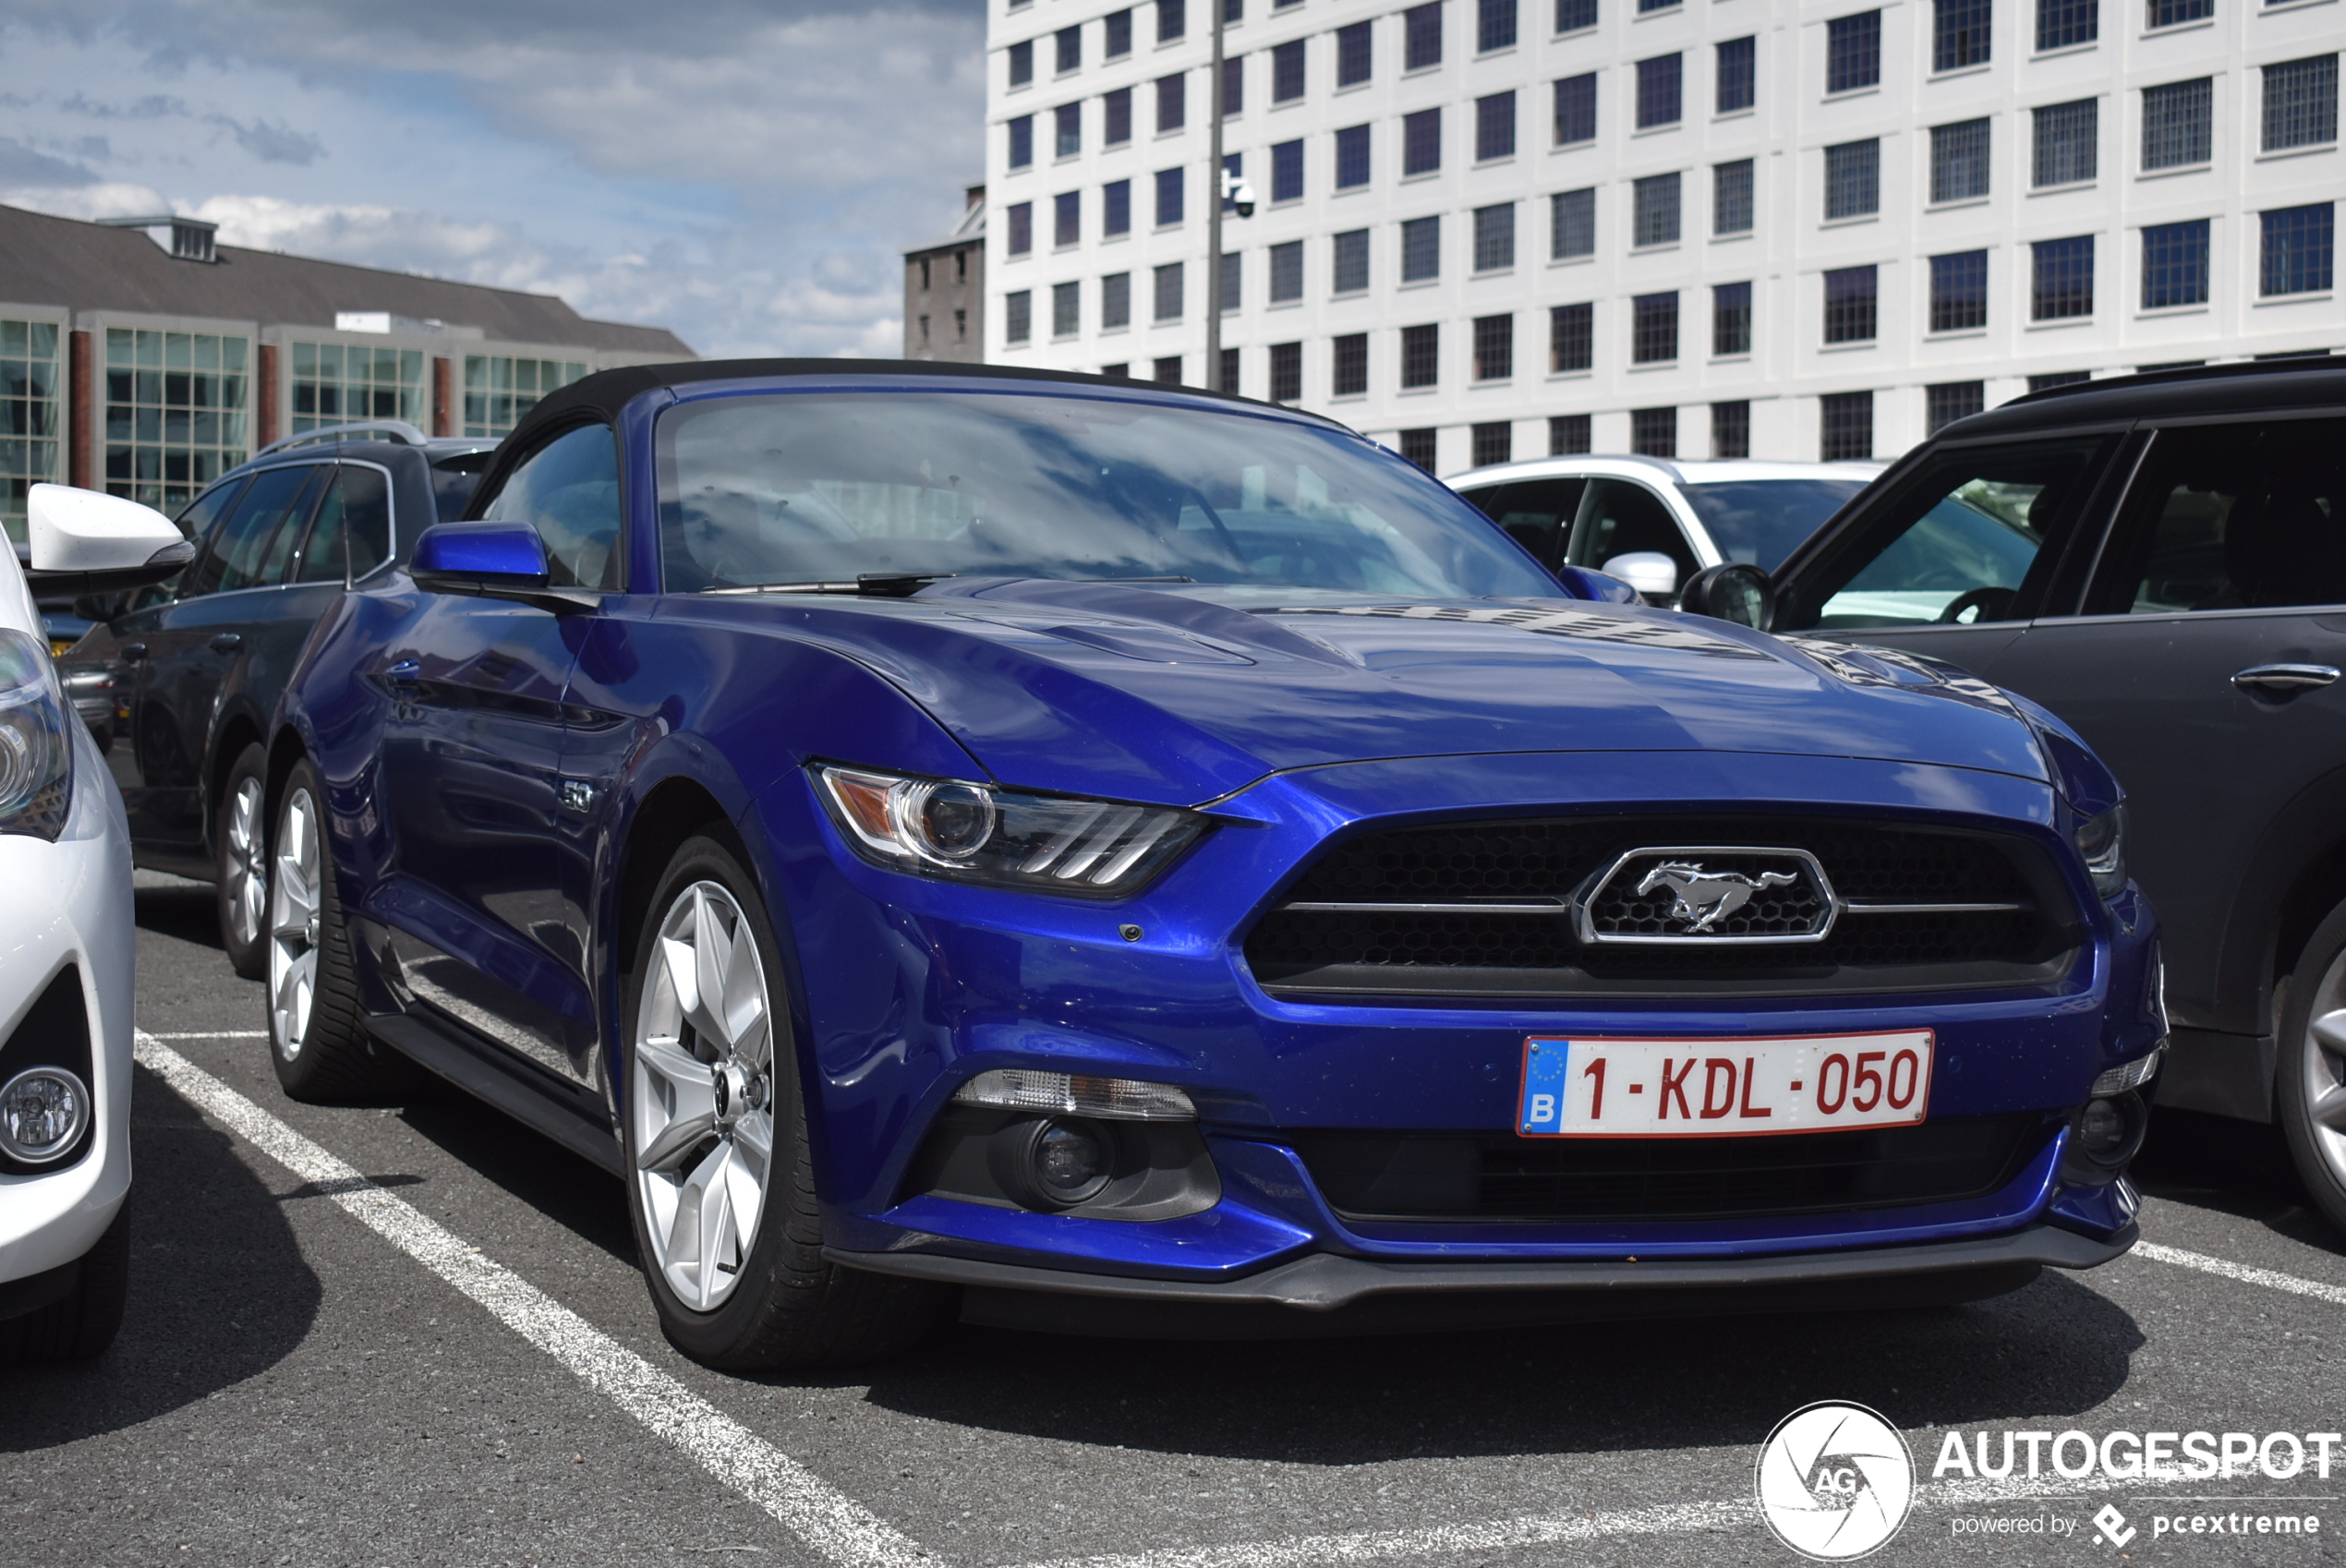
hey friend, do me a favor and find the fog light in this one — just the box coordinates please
[0,1066,90,1164]
[2077,1097,2127,1155]
[989,1115,1118,1210]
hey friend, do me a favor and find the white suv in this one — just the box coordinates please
[1446,455,1883,604]
[0,484,189,1360]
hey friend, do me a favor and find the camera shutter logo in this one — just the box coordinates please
[1754,1402,1915,1560]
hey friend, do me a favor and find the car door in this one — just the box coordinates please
[374,421,620,1091]
[1981,413,2346,1073]
[1461,477,1589,571]
[1566,477,1702,600]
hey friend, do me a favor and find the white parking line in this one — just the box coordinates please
[2135,1240,2346,1309]
[143,1030,268,1039]
[132,1034,933,1568]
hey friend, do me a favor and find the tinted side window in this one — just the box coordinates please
[1466,478,1586,569]
[296,464,393,584]
[482,423,622,590]
[2089,418,2346,615]
[180,464,320,598]
[1777,436,2114,631]
[431,450,494,522]
[132,477,247,609]
[1568,479,1697,584]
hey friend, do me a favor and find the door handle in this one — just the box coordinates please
[120,642,147,663]
[208,632,244,654]
[2232,663,2340,693]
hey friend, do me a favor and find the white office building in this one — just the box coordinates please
[982,0,2340,470]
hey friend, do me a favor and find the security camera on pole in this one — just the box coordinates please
[1203,2,1256,393]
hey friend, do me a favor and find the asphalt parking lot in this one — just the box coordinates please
[4,873,2343,1567]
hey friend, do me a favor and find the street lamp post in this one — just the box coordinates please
[1204,2,1227,392]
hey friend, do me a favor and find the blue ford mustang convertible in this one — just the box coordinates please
[260,361,2164,1368]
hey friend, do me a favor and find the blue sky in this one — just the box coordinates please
[0,0,988,356]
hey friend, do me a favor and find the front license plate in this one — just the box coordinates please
[1516,1031,1934,1138]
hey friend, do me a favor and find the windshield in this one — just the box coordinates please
[1678,479,1868,570]
[655,390,1561,598]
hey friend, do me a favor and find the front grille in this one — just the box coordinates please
[1289,1113,2055,1224]
[1243,814,2078,997]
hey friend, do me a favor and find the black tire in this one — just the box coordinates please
[621,835,950,1369]
[265,758,412,1104]
[0,1195,130,1364]
[215,742,271,980]
[2279,899,2346,1236]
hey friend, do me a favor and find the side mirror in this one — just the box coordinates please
[24,484,195,596]
[409,522,595,613]
[1600,550,1681,604]
[1678,561,1776,630]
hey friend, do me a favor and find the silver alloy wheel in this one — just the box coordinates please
[2302,945,2346,1189]
[224,773,268,950]
[267,785,322,1058]
[632,879,775,1313]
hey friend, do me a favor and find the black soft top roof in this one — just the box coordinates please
[1941,357,2346,439]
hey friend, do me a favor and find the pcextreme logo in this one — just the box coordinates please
[1755,1401,1917,1561]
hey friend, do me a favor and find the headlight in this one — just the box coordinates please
[0,629,71,842]
[2074,803,2126,900]
[814,765,1208,898]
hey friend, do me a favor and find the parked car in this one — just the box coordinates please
[60,420,496,980]
[262,359,2161,1369]
[1446,455,1882,604]
[2,483,191,1361]
[1669,359,2346,1231]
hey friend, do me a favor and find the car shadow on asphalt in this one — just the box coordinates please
[2133,1104,2343,1257]
[131,872,224,949]
[0,1062,321,1447]
[393,1089,636,1267]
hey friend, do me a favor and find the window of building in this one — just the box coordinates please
[1929,119,1989,204]
[0,320,59,539]
[1157,73,1186,131]
[1401,323,1441,387]
[1551,413,1592,454]
[1398,428,1440,470]
[1052,282,1081,338]
[1102,271,1132,328]
[1632,292,1678,362]
[955,307,968,340]
[1336,125,1372,187]
[2027,371,2090,392]
[1824,139,1880,219]
[1553,187,1597,258]
[1158,0,1186,42]
[1009,115,1034,168]
[1554,74,1596,145]
[2146,0,2209,27]
[1712,281,1752,355]
[1057,25,1081,73]
[1402,215,1442,281]
[1473,316,1514,380]
[1406,3,1444,69]
[1154,356,1183,384]
[1222,54,1244,116]
[1155,167,1184,225]
[2261,203,2336,296]
[1106,7,1133,56]
[1270,342,1303,402]
[2036,0,2097,52]
[1638,0,1680,15]
[1636,54,1682,128]
[1633,172,1682,247]
[1930,250,1989,330]
[1474,203,1517,271]
[1270,239,1304,301]
[1925,381,1985,434]
[1105,88,1133,145]
[1404,107,1442,174]
[2032,235,2096,319]
[1007,201,1034,254]
[1334,228,1371,292]
[1219,249,1241,312]
[1272,139,1304,201]
[2142,219,2209,308]
[1551,302,1593,371]
[1557,0,1597,29]
[290,342,422,435]
[1144,263,1180,322]
[2033,99,2098,187]
[1273,39,1307,102]
[1105,178,1132,235]
[1477,90,1517,160]
[1337,21,1373,84]
[2141,78,2211,171]
[107,329,250,510]
[2263,56,2339,153]
[1055,105,1082,161]
[1333,332,1369,394]
[1826,12,1881,93]
[1823,265,1878,343]
[1933,0,1990,71]
[1478,0,1518,52]
[1713,160,1754,235]
[1054,190,1081,246]
[1631,407,1676,457]
[1009,40,1034,87]
[1820,392,1872,460]
[1218,343,1238,393]
[1470,421,1512,466]
[1716,37,1756,113]
[1711,402,1751,458]
[1004,290,1034,344]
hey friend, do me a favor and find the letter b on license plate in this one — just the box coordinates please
[1517,1031,1933,1138]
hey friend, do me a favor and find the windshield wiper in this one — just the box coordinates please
[716,572,958,598]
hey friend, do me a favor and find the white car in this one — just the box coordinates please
[0,484,190,1361]
[1445,455,1884,604]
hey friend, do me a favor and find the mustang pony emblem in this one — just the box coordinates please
[1635,862,1801,933]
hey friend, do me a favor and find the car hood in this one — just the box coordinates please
[712,579,2050,807]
